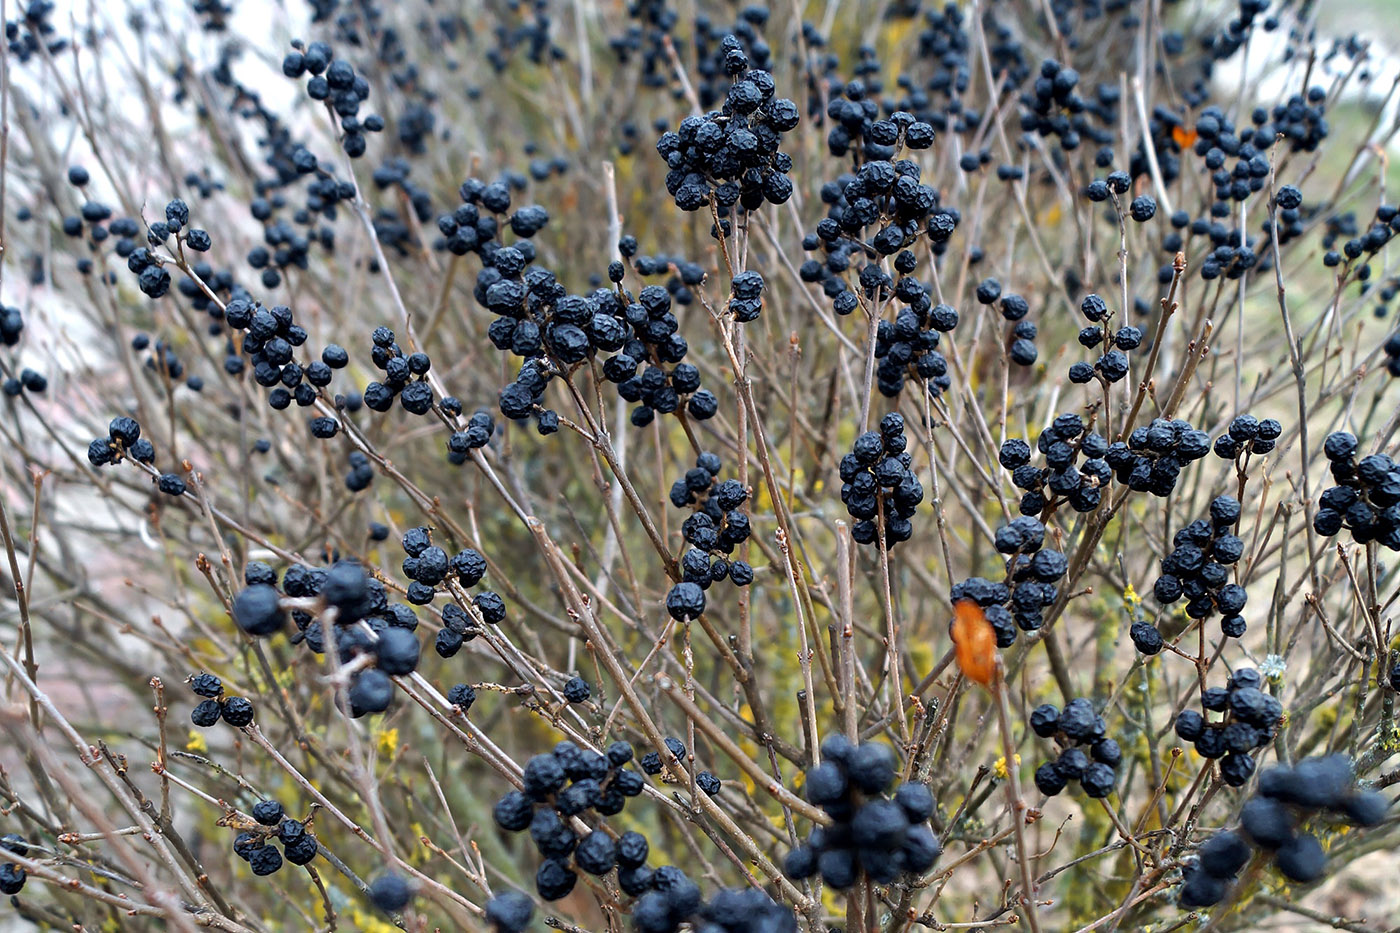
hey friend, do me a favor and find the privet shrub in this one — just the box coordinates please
[0,0,1399,930]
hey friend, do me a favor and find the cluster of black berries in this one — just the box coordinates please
[1319,210,1361,269]
[0,367,45,397]
[0,835,28,896]
[613,118,647,158]
[449,180,656,428]
[344,450,374,491]
[670,452,755,590]
[1020,59,1118,153]
[86,416,156,470]
[637,738,712,796]
[1212,414,1281,461]
[220,298,338,420]
[823,79,937,163]
[838,413,924,548]
[613,241,705,298]
[1261,87,1331,155]
[1178,829,1251,909]
[903,5,997,127]
[443,177,547,260]
[783,736,940,888]
[725,270,765,323]
[83,406,175,475]
[636,736,721,796]
[655,40,798,218]
[446,410,498,463]
[1195,0,1270,66]
[1321,201,1398,274]
[1172,668,1281,787]
[1384,331,1400,377]
[240,188,342,291]
[608,0,676,91]
[400,537,499,662]
[796,227,861,318]
[810,158,952,304]
[129,333,204,394]
[150,199,209,257]
[61,195,115,244]
[486,288,581,427]
[232,799,318,876]
[1189,105,1273,210]
[639,735,687,778]
[1180,755,1388,907]
[803,209,950,325]
[686,887,796,933]
[1197,228,1261,283]
[341,621,421,717]
[229,558,437,718]
[1314,431,1400,550]
[182,168,224,201]
[188,672,256,729]
[481,239,717,430]
[873,258,956,397]
[361,327,437,419]
[970,280,1038,367]
[1067,293,1145,386]
[0,305,23,347]
[664,7,779,110]
[482,1,567,72]
[950,531,1064,648]
[5,0,64,63]
[627,865,703,933]
[120,199,209,299]
[1144,495,1248,638]
[596,280,717,427]
[492,740,647,900]
[1030,698,1120,798]
[945,579,1017,648]
[1371,275,1400,320]
[433,595,487,658]
[999,413,1109,517]
[398,525,498,614]
[1102,418,1211,498]
[281,41,385,158]
[377,166,451,245]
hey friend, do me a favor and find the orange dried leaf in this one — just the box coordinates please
[1171,125,1198,148]
[951,599,998,688]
